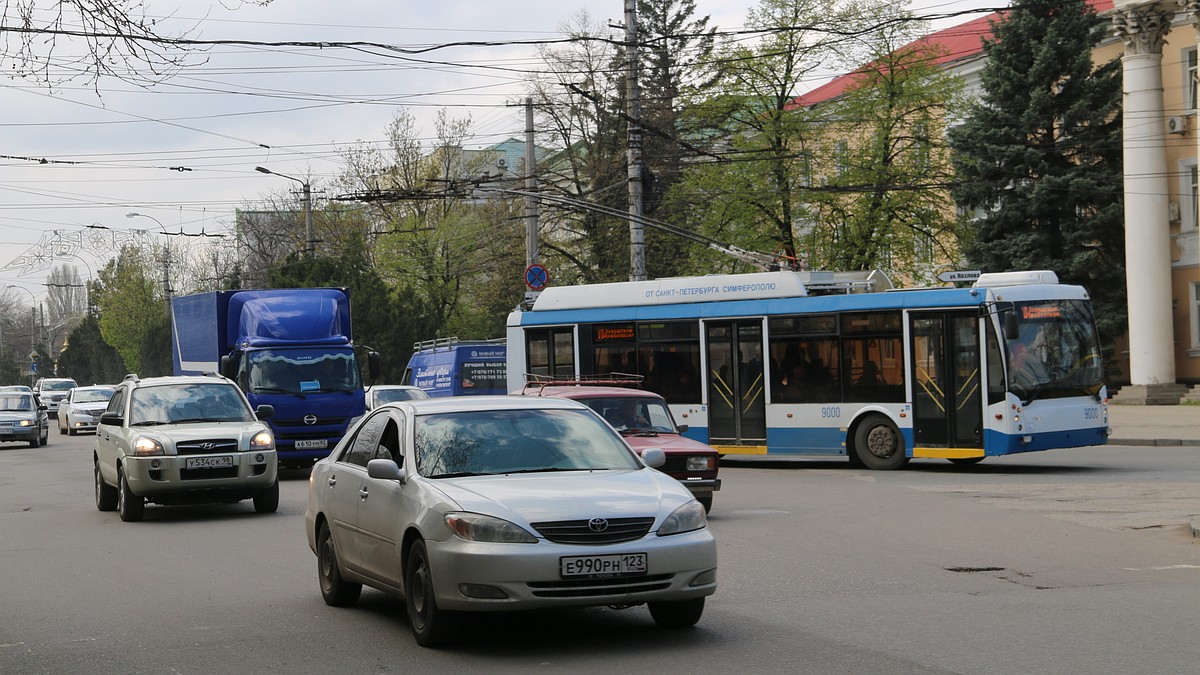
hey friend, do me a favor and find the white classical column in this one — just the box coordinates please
[1113,3,1178,395]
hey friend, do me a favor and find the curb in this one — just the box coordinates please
[1107,438,1200,447]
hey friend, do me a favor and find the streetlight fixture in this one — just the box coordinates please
[255,166,314,255]
[6,285,39,379]
[127,212,172,298]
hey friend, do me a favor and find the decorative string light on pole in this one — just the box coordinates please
[126,212,172,298]
[255,166,314,256]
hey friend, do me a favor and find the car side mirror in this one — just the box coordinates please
[99,411,123,426]
[255,404,275,420]
[676,424,688,433]
[367,458,406,483]
[640,447,666,468]
[368,351,382,380]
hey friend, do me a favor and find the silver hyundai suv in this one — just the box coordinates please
[93,374,278,522]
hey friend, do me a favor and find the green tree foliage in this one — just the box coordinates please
[526,11,629,283]
[668,0,899,272]
[57,315,127,385]
[636,0,721,276]
[91,247,163,375]
[948,0,1125,342]
[803,21,966,282]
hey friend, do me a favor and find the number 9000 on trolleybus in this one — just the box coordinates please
[506,270,1108,470]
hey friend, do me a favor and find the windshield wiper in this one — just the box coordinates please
[504,467,582,474]
[253,387,293,394]
[427,471,488,479]
[130,420,168,426]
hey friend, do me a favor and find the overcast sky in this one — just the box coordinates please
[0,0,1000,301]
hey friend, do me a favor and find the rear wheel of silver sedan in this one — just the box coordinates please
[95,460,117,511]
[648,597,705,628]
[406,539,459,648]
[317,522,361,606]
[117,466,144,522]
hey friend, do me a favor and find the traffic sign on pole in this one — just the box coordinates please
[937,270,981,283]
[524,264,549,291]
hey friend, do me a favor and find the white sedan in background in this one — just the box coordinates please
[58,386,115,435]
[304,396,717,648]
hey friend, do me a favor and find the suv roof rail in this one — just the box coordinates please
[520,372,643,395]
[123,373,140,382]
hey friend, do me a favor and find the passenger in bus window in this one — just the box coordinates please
[855,361,883,387]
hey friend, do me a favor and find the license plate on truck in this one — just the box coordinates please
[561,553,647,578]
[185,456,234,470]
[294,439,328,450]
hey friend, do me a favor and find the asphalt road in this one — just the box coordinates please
[2,434,1198,674]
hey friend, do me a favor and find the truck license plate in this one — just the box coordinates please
[185,456,234,469]
[294,439,328,450]
[560,553,647,578]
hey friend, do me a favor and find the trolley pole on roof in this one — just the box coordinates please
[624,0,646,281]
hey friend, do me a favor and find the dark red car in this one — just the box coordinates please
[515,384,720,512]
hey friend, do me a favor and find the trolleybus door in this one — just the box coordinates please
[909,311,983,448]
[704,320,767,445]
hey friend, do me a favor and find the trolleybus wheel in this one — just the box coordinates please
[852,414,907,471]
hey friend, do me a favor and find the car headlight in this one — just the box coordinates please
[686,455,716,471]
[133,436,165,457]
[251,431,275,451]
[18,419,35,427]
[657,500,707,536]
[445,512,537,543]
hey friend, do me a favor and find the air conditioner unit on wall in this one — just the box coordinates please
[1168,115,1187,134]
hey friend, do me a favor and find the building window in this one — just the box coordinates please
[1191,282,1200,349]
[1188,48,1199,113]
[1180,159,1198,232]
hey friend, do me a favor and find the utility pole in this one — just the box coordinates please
[302,181,314,256]
[524,97,540,268]
[624,0,646,281]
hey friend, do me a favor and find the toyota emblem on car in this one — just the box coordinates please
[588,517,609,532]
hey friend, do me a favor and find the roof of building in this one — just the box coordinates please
[790,0,1114,109]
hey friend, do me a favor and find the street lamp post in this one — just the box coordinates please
[255,166,314,255]
[6,285,39,383]
[127,212,172,298]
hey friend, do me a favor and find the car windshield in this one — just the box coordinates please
[73,389,114,404]
[579,396,677,433]
[129,383,253,425]
[0,395,35,412]
[373,388,429,404]
[43,380,77,392]
[414,408,641,478]
[247,347,361,394]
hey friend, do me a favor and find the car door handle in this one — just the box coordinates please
[359,488,369,500]
[328,476,337,487]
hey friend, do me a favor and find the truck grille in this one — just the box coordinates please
[530,517,654,545]
[176,439,239,455]
[273,416,348,428]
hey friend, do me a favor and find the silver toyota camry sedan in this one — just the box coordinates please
[304,395,717,647]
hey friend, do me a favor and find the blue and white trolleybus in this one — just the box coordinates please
[506,270,1108,469]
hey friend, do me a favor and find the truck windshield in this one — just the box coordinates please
[1006,300,1104,403]
[247,348,361,394]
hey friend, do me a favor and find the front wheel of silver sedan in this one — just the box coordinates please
[648,597,705,628]
[317,522,361,607]
[405,539,459,648]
